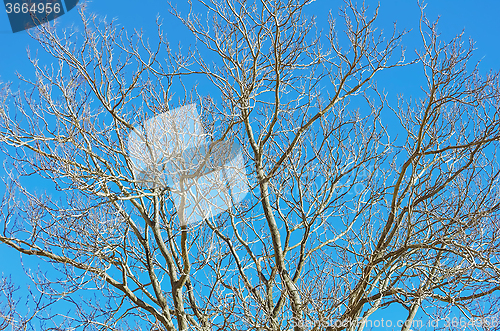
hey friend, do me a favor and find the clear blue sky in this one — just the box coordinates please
[1,0,499,329]
[2,1,500,83]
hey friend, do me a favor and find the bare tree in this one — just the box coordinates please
[1,1,500,330]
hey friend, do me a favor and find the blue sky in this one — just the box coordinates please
[1,0,500,329]
[2,1,500,82]
[2,0,500,103]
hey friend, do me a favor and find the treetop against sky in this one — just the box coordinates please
[0,1,500,330]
